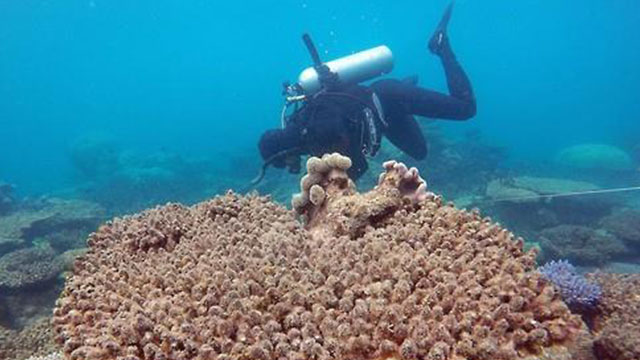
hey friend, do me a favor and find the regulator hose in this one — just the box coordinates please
[250,147,303,186]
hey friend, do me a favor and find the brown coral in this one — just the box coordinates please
[0,317,59,360]
[53,155,586,360]
[589,273,640,360]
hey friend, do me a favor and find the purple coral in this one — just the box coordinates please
[538,259,602,309]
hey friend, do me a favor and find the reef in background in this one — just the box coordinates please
[68,135,246,215]
[60,128,640,271]
[0,195,104,334]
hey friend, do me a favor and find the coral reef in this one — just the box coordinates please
[56,248,88,273]
[482,177,614,241]
[555,144,634,172]
[0,196,102,335]
[0,198,105,255]
[53,154,590,360]
[538,225,628,266]
[0,235,25,257]
[25,352,65,360]
[75,149,219,214]
[538,260,601,310]
[485,177,600,204]
[1,277,66,330]
[421,125,508,200]
[0,247,64,290]
[358,125,507,202]
[588,273,640,360]
[600,210,640,247]
[0,317,58,360]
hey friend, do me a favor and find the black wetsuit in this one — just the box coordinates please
[273,47,476,179]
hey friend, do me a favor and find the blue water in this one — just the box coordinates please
[2,1,640,355]
[2,0,639,195]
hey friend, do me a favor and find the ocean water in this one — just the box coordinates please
[2,0,638,195]
[1,0,640,358]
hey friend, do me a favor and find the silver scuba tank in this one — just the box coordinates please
[296,45,394,95]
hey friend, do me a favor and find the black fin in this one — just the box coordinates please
[428,1,455,55]
[436,1,454,35]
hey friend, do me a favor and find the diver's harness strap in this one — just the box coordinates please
[281,90,387,158]
[279,33,386,163]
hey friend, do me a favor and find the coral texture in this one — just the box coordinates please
[538,225,627,266]
[0,248,64,290]
[0,317,58,360]
[600,210,640,246]
[54,155,586,360]
[588,273,640,360]
[0,198,104,254]
[538,260,601,309]
[25,352,65,360]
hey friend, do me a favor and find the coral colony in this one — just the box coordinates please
[52,154,589,360]
[538,260,602,309]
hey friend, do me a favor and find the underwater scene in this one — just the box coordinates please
[1,0,640,359]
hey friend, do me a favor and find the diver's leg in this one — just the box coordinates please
[384,114,428,160]
[372,77,474,121]
[433,37,475,109]
[375,1,475,120]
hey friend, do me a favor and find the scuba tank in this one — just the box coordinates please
[264,33,391,187]
[283,34,394,98]
[296,45,394,95]
[252,34,393,187]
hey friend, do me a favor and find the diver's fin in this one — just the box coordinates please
[402,75,419,85]
[428,1,455,55]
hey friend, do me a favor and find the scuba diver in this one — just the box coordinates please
[255,2,475,183]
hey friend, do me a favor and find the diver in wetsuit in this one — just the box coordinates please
[257,2,475,182]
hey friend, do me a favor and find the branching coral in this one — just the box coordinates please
[538,260,601,310]
[53,154,589,360]
[293,154,435,239]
